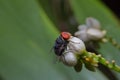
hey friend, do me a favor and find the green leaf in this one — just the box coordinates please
[0,0,64,80]
[0,0,108,80]
[70,0,120,79]
[38,0,57,25]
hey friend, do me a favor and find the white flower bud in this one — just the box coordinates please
[75,30,89,42]
[78,25,87,30]
[75,17,106,42]
[68,36,86,54]
[59,52,77,66]
[87,28,106,40]
[86,17,101,29]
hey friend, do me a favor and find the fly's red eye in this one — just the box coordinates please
[61,32,71,40]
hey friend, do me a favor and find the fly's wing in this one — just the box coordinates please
[53,56,61,64]
[49,46,54,54]
[49,45,61,63]
[49,47,60,64]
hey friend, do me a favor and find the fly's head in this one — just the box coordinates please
[60,32,71,40]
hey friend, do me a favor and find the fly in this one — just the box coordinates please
[54,32,71,56]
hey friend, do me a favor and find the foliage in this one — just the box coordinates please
[0,0,120,80]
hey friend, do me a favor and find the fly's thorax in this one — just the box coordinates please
[54,35,69,56]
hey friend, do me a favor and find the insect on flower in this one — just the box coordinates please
[53,32,86,68]
[52,20,120,73]
[54,32,71,56]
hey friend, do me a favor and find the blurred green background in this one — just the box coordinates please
[0,0,120,80]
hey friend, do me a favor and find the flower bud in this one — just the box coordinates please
[68,36,86,54]
[78,25,87,30]
[75,30,89,42]
[75,17,106,42]
[87,28,106,40]
[86,17,101,29]
[59,52,77,66]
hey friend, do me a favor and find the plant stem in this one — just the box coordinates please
[81,50,120,72]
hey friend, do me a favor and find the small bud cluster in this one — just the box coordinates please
[75,17,106,42]
[59,35,120,72]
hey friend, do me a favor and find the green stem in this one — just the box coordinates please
[98,55,120,72]
[81,50,120,72]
